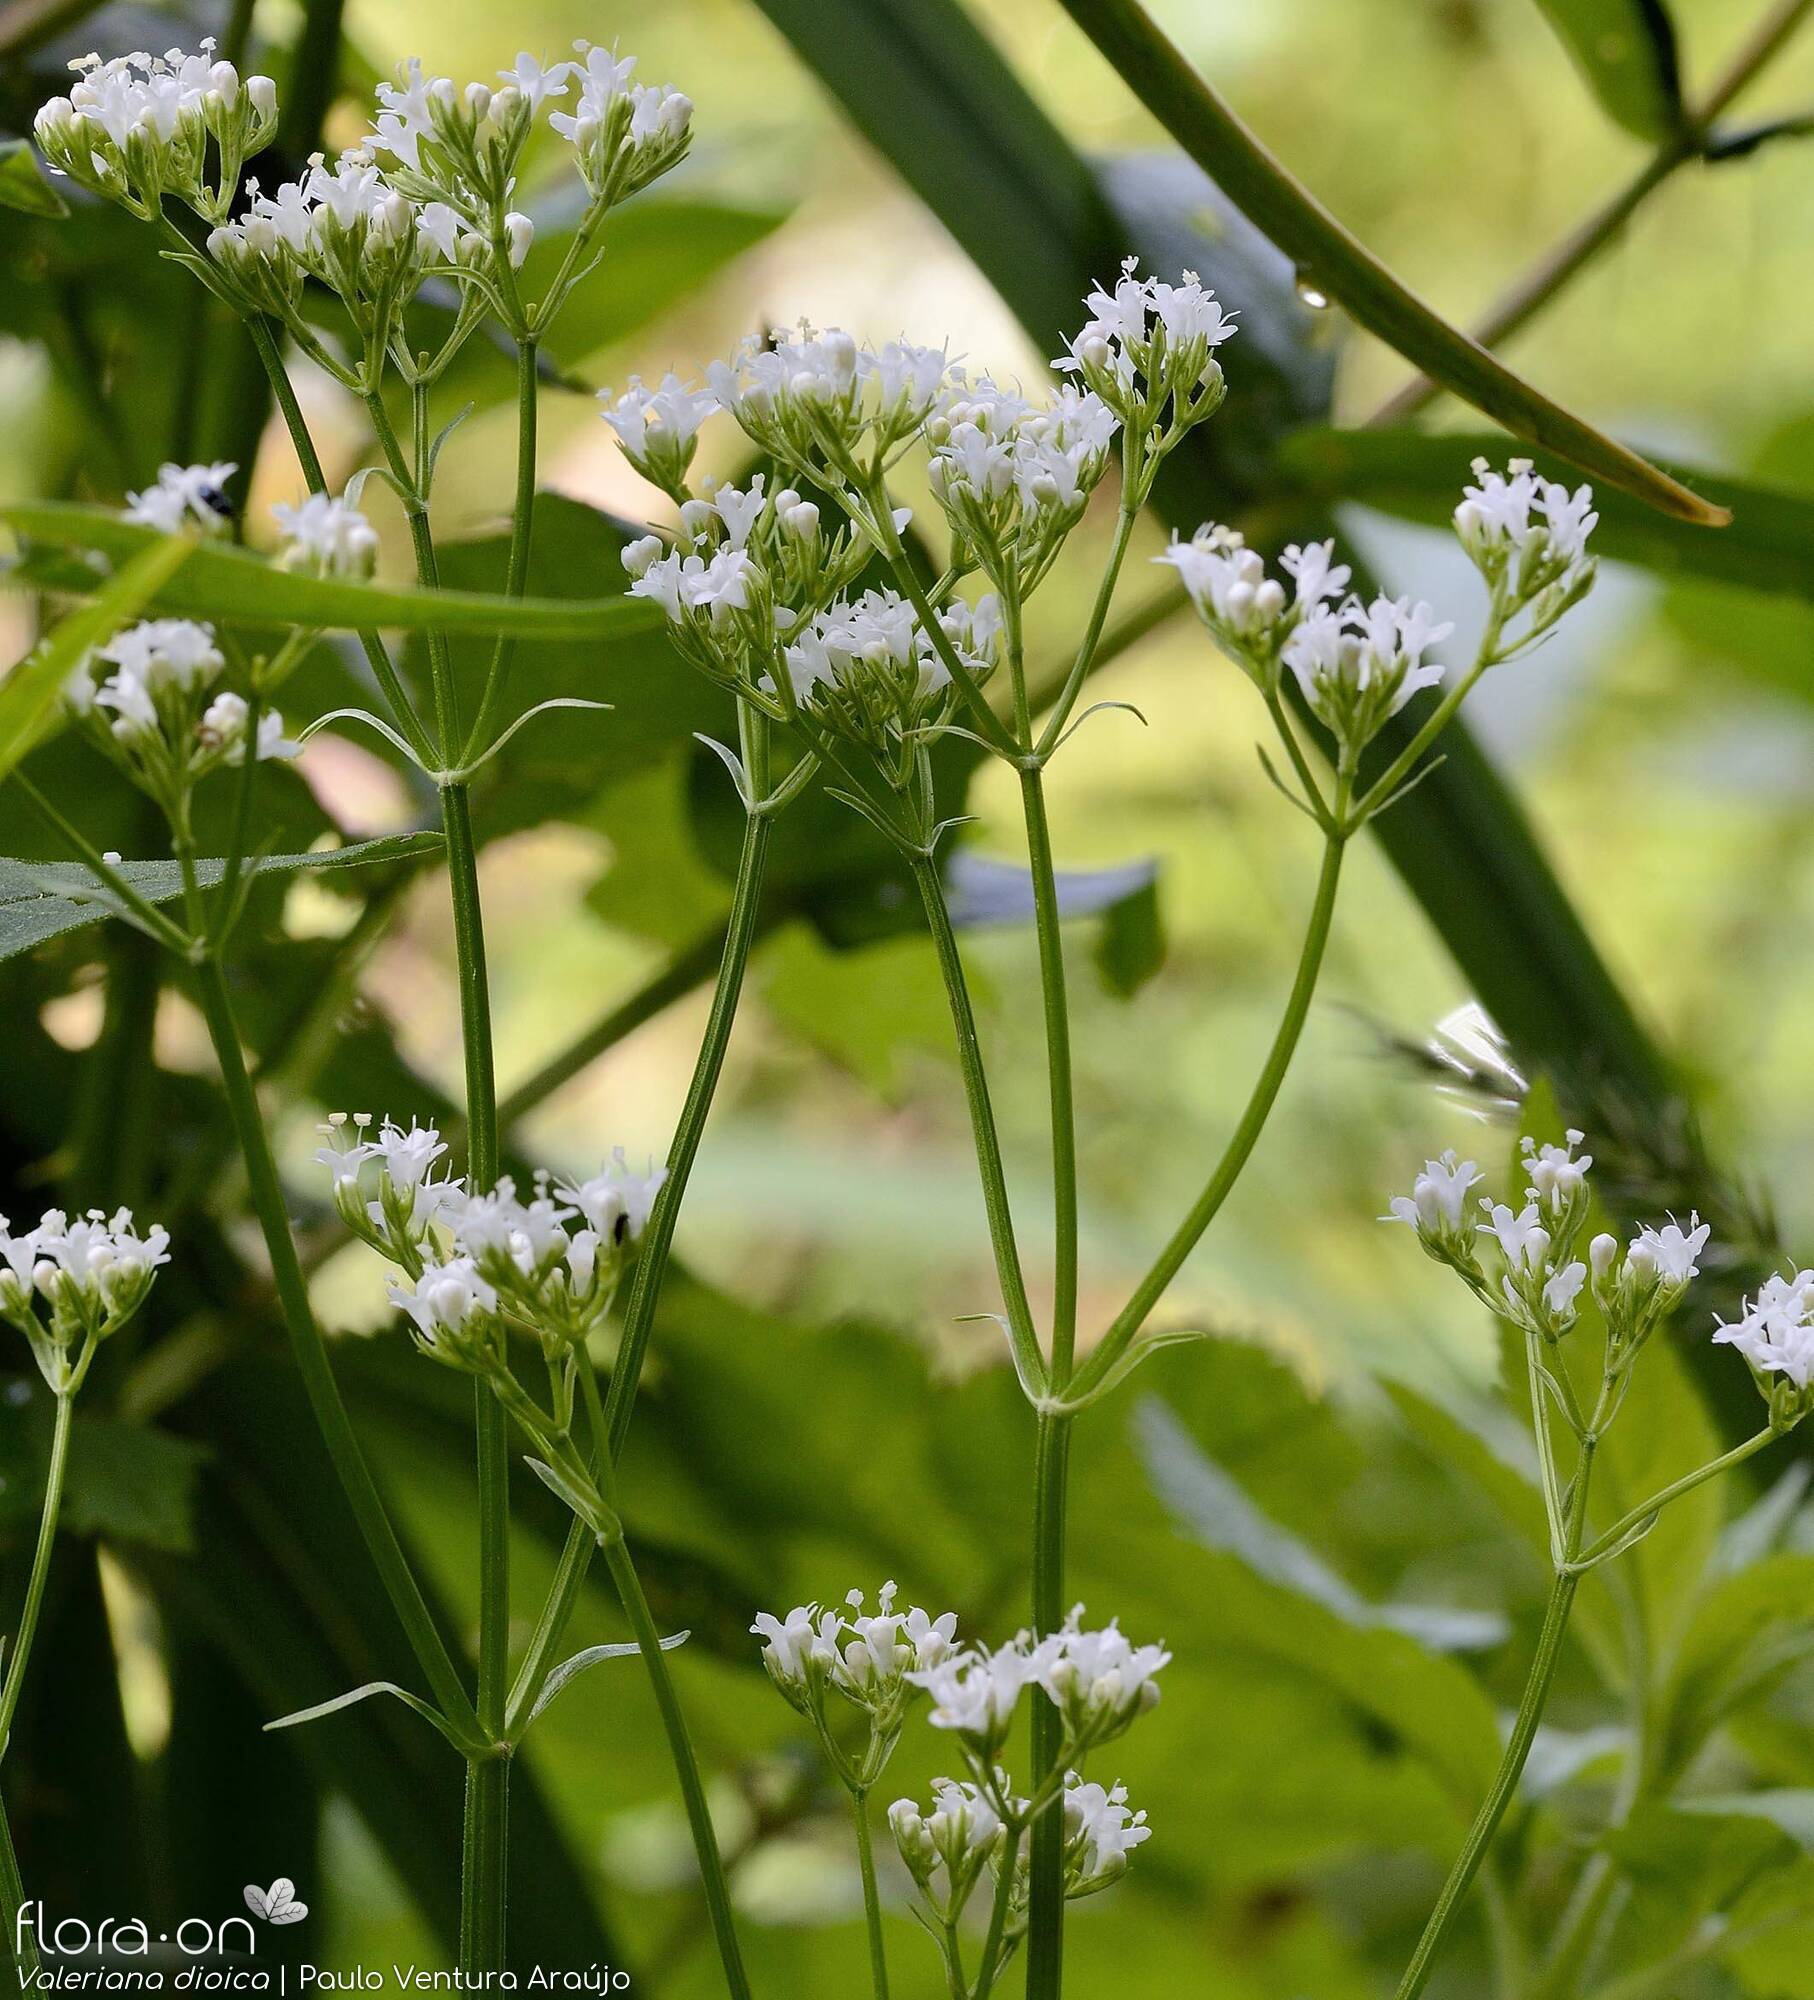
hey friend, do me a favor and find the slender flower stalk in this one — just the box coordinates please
[852,1791,891,2000]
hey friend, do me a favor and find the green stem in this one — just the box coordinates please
[190,955,480,1739]
[0,1792,37,1989]
[1024,1412,1071,2000]
[506,802,773,1720]
[600,1535,751,2000]
[908,856,1044,1386]
[1034,488,1139,758]
[852,1790,891,2000]
[465,336,539,762]
[971,1825,1022,1997]
[1571,1428,1778,1570]
[1075,829,1345,1399]
[1020,769,1077,1376]
[244,316,433,763]
[1393,1449,1595,2000]
[0,1391,73,1755]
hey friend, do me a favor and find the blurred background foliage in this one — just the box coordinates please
[8,0,1814,1993]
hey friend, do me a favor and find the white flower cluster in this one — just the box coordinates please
[1454,457,1598,630]
[317,1114,664,1365]
[600,373,720,500]
[37,40,693,375]
[206,152,420,326]
[927,379,1120,591]
[1061,1775,1151,1897]
[0,1206,169,1392]
[752,1581,961,1783]
[1281,594,1451,761]
[781,589,1005,751]
[1055,258,1234,476]
[34,42,277,222]
[124,460,236,537]
[1715,1272,1814,1424]
[1385,1130,1712,1354]
[753,1585,1160,1947]
[272,493,381,580]
[64,609,298,809]
[1163,459,1598,761]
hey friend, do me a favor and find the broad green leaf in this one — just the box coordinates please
[0,532,192,782]
[1133,1394,1506,1802]
[1,501,663,640]
[0,832,441,961]
[1050,0,1722,525]
[1660,1554,1814,1776]
[1533,0,1685,142]
[1279,427,1808,601]
[1677,1791,1814,1848]
[0,138,67,218]
[61,1413,207,1552]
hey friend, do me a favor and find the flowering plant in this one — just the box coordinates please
[3,6,1813,1998]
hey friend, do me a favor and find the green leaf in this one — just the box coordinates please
[264,1678,468,1751]
[0,832,440,961]
[1,501,663,640]
[1279,427,1810,601]
[0,138,68,218]
[1676,1791,1814,1848]
[1049,0,1722,525]
[525,1633,689,1728]
[1533,0,1685,142]
[0,532,193,783]
[61,1413,207,1552]
[1133,1394,1507,1802]
[1661,1554,1814,1775]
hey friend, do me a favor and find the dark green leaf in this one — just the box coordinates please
[0,138,68,218]
[526,1633,688,1728]
[1,501,663,640]
[1532,0,1685,142]
[61,1413,206,1552]
[0,833,441,961]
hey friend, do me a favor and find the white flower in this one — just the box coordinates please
[751,1604,824,1687]
[560,1149,667,1247]
[388,1255,496,1350]
[1626,1214,1709,1288]
[7,1206,170,1366]
[1478,1200,1550,1275]
[124,460,236,535]
[272,492,380,579]
[1715,1271,1814,1389]
[97,618,223,692]
[1522,1131,1592,1219]
[197,693,301,764]
[551,45,692,201]
[1062,1775,1150,1894]
[911,1636,1051,1752]
[1383,1151,1483,1262]
[498,51,575,110]
[1542,1262,1587,1322]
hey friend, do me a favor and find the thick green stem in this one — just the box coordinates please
[600,1535,751,2000]
[1394,1453,1595,2000]
[0,1392,73,1755]
[852,1791,891,2000]
[190,956,479,1738]
[909,857,1043,1383]
[1076,830,1345,1399]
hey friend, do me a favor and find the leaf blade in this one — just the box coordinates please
[1,502,663,640]
[1533,0,1685,142]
